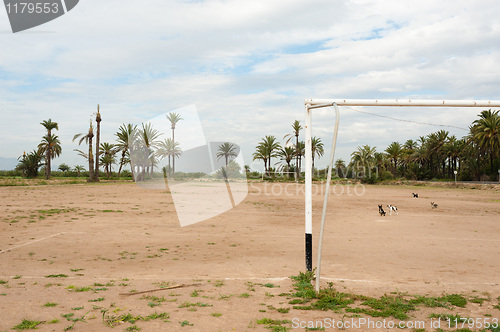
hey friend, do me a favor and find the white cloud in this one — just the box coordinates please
[1,0,500,171]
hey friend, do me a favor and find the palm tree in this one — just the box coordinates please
[216,142,238,167]
[351,145,376,178]
[131,123,162,180]
[295,141,305,176]
[38,134,62,177]
[156,138,182,177]
[166,112,183,175]
[115,123,137,177]
[277,146,295,177]
[471,110,500,173]
[73,165,85,177]
[73,121,95,182]
[99,142,117,179]
[260,136,281,175]
[334,158,346,178]
[284,120,302,179]
[94,105,102,182]
[58,163,70,173]
[252,144,269,175]
[311,136,324,174]
[40,119,59,179]
[16,150,43,178]
[385,142,402,176]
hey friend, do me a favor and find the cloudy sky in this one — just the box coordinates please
[1,0,500,172]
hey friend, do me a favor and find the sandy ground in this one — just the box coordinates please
[0,181,500,331]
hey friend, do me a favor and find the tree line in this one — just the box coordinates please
[253,110,500,182]
[16,107,243,181]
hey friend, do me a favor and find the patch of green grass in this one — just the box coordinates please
[46,318,60,324]
[13,275,22,279]
[71,306,84,310]
[239,293,251,298]
[214,279,224,287]
[178,301,213,308]
[256,318,292,331]
[45,274,68,278]
[12,318,42,331]
[126,325,141,331]
[211,312,222,317]
[88,297,105,302]
[42,302,58,307]
[0,279,8,284]
[179,320,193,326]
[262,283,279,288]
[66,285,92,292]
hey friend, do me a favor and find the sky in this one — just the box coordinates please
[1,0,500,172]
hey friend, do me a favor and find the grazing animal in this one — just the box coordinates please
[378,205,386,216]
[430,202,438,209]
[387,204,398,215]
[412,193,419,199]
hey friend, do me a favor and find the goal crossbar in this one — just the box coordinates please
[303,98,500,290]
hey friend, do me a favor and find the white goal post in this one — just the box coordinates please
[304,99,500,291]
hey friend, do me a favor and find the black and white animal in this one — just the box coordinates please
[412,193,419,199]
[430,202,438,209]
[378,205,386,216]
[387,204,398,215]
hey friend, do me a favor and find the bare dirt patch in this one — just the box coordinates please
[1,182,499,331]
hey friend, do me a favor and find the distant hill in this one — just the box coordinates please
[0,157,18,171]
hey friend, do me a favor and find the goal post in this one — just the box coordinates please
[304,99,500,291]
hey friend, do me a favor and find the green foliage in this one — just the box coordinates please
[12,318,42,330]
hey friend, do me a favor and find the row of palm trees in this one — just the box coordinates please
[16,107,245,181]
[343,110,500,181]
[72,111,184,182]
[252,120,325,177]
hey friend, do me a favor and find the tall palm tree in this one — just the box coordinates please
[166,112,183,175]
[40,119,59,179]
[131,123,162,180]
[385,142,402,176]
[252,144,269,175]
[73,121,95,182]
[257,136,281,175]
[471,110,500,173]
[284,120,302,179]
[94,105,102,182]
[277,146,295,177]
[295,141,305,175]
[156,138,182,177]
[115,123,137,177]
[216,142,238,166]
[311,136,324,174]
[38,134,62,177]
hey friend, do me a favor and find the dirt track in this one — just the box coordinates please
[1,181,499,331]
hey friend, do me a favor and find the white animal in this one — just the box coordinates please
[430,202,438,209]
[387,204,398,215]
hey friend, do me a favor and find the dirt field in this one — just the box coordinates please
[1,181,500,331]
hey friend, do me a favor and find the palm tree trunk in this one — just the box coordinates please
[94,109,101,182]
[88,139,94,182]
[172,128,175,175]
[45,148,50,180]
[118,150,125,176]
[295,134,299,179]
